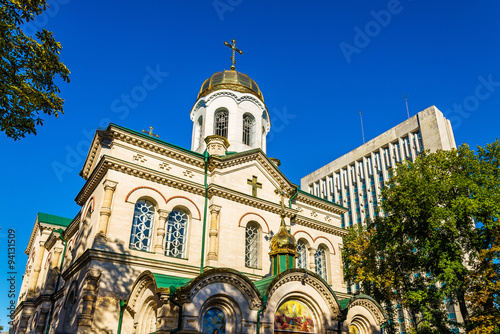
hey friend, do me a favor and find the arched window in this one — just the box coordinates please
[63,290,76,330]
[315,246,328,281]
[129,200,155,251]
[242,113,255,146]
[202,307,227,333]
[297,240,308,269]
[165,209,188,258]
[214,109,228,138]
[245,221,259,268]
[195,115,204,148]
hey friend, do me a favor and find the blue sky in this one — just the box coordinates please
[1,0,500,328]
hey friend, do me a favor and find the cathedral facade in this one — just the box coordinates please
[12,64,387,333]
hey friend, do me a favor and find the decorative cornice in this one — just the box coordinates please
[61,248,201,282]
[209,150,295,194]
[294,215,348,237]
[193,90,268,114]
[296,192,348,215]
[207,184,297,218]
[75,155,205,206]
[80,126,205,180]
[64,213,81,240]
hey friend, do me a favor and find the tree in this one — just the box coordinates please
[343,142,500,333]
[0,0,70,140]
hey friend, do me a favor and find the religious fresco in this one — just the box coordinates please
[274,300,315,333]
[349,324,361,334]
[202,308,226,334]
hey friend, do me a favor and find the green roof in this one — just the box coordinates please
[338,298,351,310]
[152,273,192,289]
[37,212,73,227]
[254,275,275,296]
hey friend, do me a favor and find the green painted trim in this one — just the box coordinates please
[152,273,192,289]
[200,151,209,274]
[298,189,348,210]
[38,212,72,227]
[109,123,204,159]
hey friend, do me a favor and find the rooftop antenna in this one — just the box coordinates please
[403,94,410,119]
[358,109,365,144]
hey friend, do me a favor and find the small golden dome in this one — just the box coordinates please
[198,70,264,102]
[269,218,297,256]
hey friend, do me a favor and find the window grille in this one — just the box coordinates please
[242,114,255,145]
[165,209,188,258]
[297,240,307,269]
[214,110,228,138]
[315,247,327,281]
[245,222,259,268]
[129,200,155,251]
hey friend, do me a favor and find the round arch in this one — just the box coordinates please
[238,212,270,234]
[125,186,167,207]
[165,196,201,220]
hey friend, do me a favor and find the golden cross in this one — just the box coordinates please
[274,185,288,219]
[224,39,243,71]
[142,126,159,138]
[247,176,262,197]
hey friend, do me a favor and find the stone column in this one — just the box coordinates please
[35,308,50,334]
[45,247,63,294]
[96,180,118,242]
[204,135,230,156]
[77,269,101,330]
[308,246,317,273]
[155,209,170,254]
[206,205,221,261]
[27,241,46,299]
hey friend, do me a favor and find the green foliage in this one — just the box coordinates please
[342,141,500,333]
[0,0,70,140]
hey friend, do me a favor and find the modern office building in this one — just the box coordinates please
[301,105,456,228]
[301,105,460,333]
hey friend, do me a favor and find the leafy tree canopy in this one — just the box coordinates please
[0,0,70,140]
[343,141,500,334]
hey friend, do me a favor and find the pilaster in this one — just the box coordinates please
[206,205,221,263]
[95,179,118,243]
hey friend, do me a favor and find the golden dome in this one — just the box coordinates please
[269,218,297,256]
[198,70,264,102]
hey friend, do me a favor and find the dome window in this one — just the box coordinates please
[214,109,229,138]
[242,113,255,146]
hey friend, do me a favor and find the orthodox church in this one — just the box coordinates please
[12,41,388,334]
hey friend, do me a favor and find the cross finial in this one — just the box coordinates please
[247,176,262,197]
[224,39,243,71]
[142,126,159,138]
[274,185,288,219]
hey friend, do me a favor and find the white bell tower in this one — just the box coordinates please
[190,41,270,154]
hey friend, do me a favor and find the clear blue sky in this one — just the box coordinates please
[1,0,500,328]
